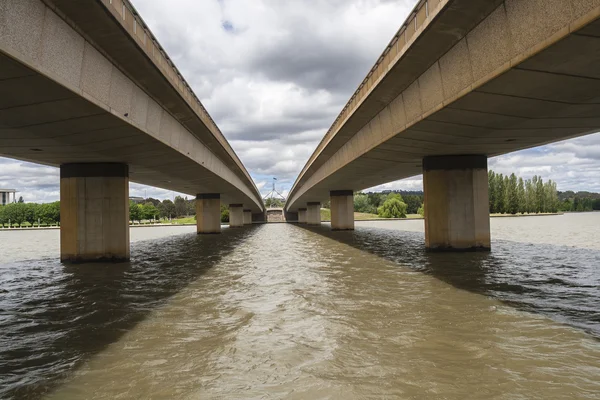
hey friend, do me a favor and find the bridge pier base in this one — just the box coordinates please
[60,163,129,263]
[330,190,354,231]
[298,208,307,224]
[229,204,244,227]
[196,194,221,234]
[423,155,490,251]
[307,202,321,225]
[243,209,252,225]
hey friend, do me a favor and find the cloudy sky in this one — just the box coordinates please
[2,0,600,203]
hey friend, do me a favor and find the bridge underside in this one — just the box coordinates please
[289,14,600,206]
[0,51,258,207]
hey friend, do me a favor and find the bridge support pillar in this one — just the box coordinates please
[196,194,221,234]
[229,204,244,227]
[306,202,321,225]
[423,155,490,251]
[243,209,252,225]
[298,208,307,224]
[330,190,354,231]
[60,163,129,262]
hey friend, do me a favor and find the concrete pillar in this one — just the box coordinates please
[243,209,252,225]
[330,190,354,231]
[298,208,307,224]
[229,204,244,227]
[60,163,129,262]
[306,202,321,225]
[196,193,221,234]
[423,155,490,251]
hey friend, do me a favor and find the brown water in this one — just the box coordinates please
[1,214,600,399]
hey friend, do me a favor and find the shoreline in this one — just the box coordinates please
[0,212,573,231]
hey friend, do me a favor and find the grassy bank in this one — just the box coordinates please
[320,208,422,221]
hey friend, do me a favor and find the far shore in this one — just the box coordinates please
[0,211,579,231]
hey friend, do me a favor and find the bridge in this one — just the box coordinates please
[0,0,264,262]
[286,0,600,251]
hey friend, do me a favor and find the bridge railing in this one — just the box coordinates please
[290,0,439,197]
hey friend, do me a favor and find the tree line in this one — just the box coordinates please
[487,171,600,214]
[488,171,561,214]
[130,196,229,223]
[354,191,423,217]
[0,201,60,227]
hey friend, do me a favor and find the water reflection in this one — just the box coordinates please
[0,226,259,399]
[302,223,600,337]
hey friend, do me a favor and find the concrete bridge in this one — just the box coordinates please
[286,0,600,251]
[0,0,263,262]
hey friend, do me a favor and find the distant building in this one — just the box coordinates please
[129,196,145,204]
[0,189,16,206]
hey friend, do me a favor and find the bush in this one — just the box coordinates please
[417,203,424,217]
[377,198,407,218]
[220,206,229,223]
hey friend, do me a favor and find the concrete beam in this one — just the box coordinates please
[306,202,321,226]
[423,155,490,251]
[330,190,354,231]
[196,193,221,234]
[229,204,243,228]
[60,163,129,262]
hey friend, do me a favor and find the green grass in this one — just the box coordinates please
[170,217,196,224]
[320,209,423,221]
[354,212,381,220]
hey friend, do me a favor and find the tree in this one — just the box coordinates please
[535,176,545,213]
[158,199,176,220]
[141,202,158,221]
[186,198,195,216]
[174,196,187,217]
[525,178,536,213]
[488,170,497,213]
[265,198,284,208]
[494,173,505,214]
[506,173,519,214]
[220,204,229,223]
[377,197,407,218]
[403,195,421,214]
[129,201,142,223]
[417,203,425,217]
[354,193,376,214]
[517,177,526,214]
[146,197,161,207]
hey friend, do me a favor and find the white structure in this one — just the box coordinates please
[0,189,16,206]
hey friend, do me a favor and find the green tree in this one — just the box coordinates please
[403,195,422,214]
[525,178,536,213]
[417,203,425,217]
[516,177,526,214]
[494,173,505,214]
[377,197,407,218]
[354,193,376,214]
[265,198,284,208]
[129,201,142,223]
[506,173,519,214]
[488,170,497,213]
[174,196,187,217]
[141,202,158,221]
[0,206,6,228]
[535,176,545,213]
[158,199,176,220]
[220,204,229,223]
